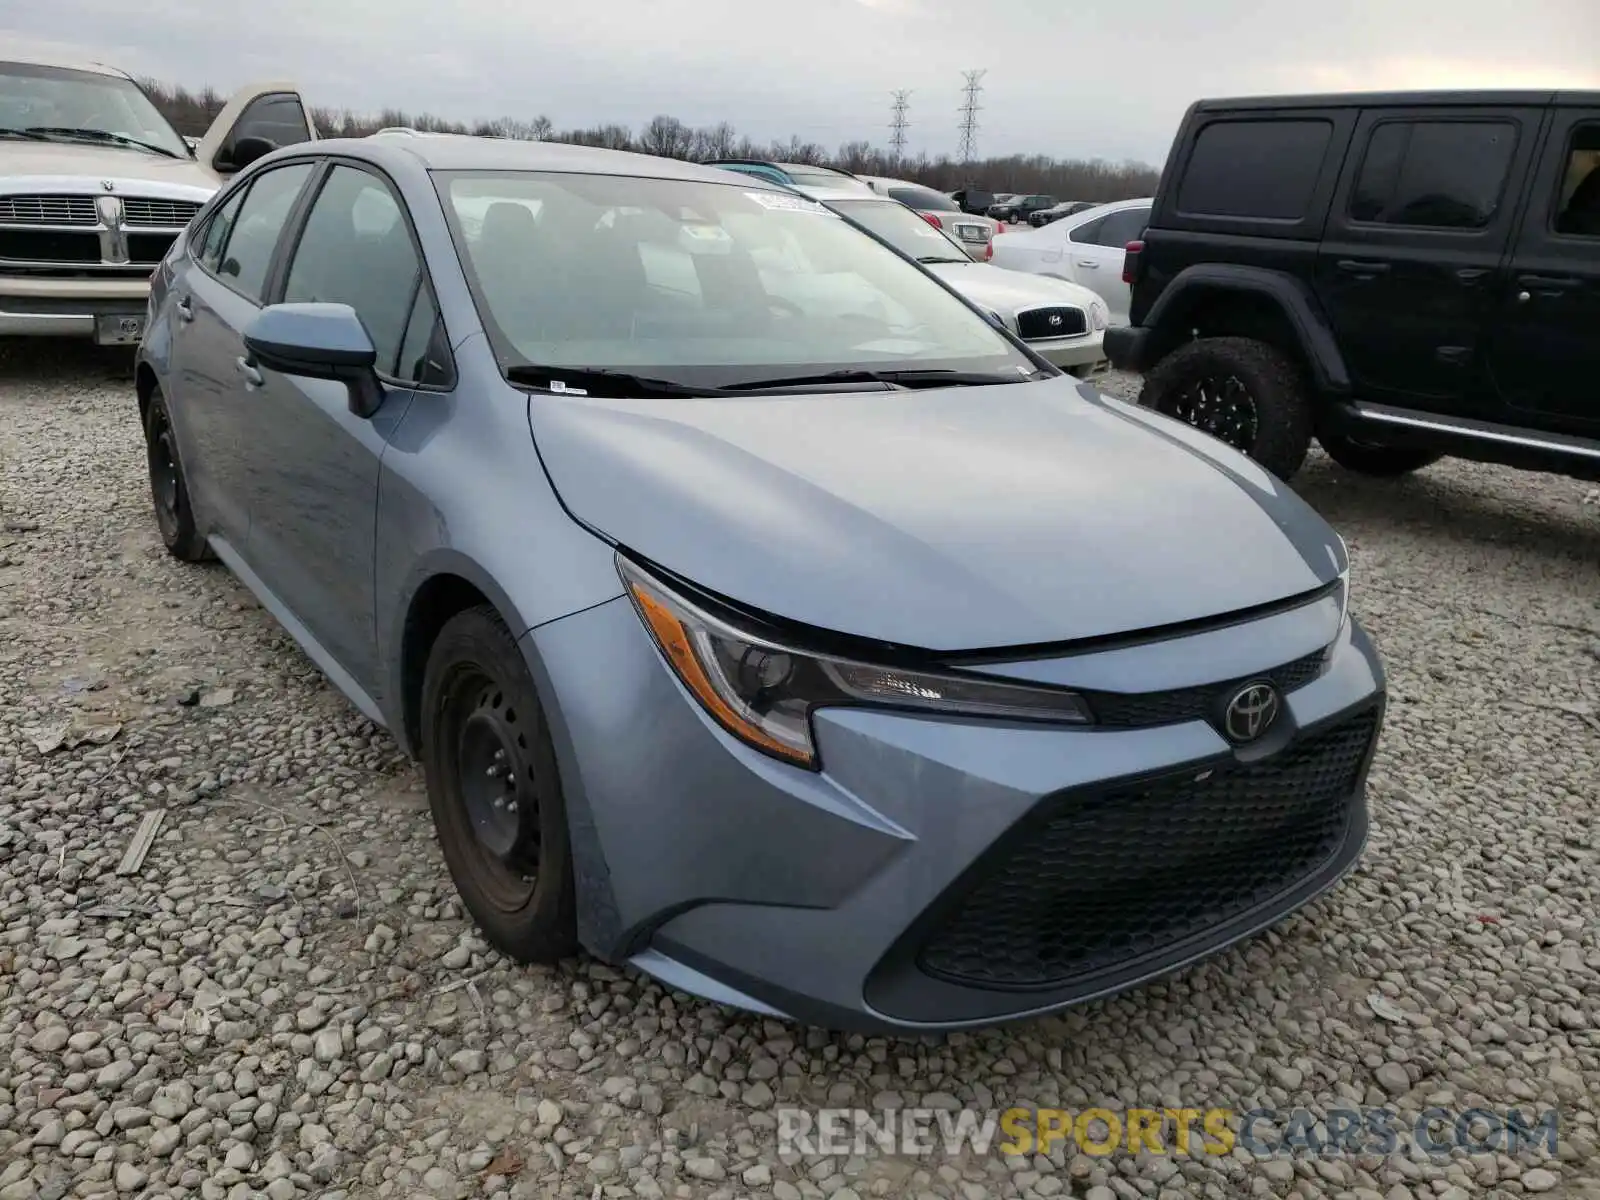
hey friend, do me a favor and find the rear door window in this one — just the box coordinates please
[1349,120,1517,229]
[1178,119,1334,220]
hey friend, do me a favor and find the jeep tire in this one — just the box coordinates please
[1138,336,1314,481]
[1317,432,1443,477]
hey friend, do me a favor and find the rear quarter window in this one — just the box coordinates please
[1177,118,1335,220]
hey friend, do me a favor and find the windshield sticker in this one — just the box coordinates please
[745,192,837,216]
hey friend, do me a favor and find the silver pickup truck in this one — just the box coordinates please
[1,55,314,344]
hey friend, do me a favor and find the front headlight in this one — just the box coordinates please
[618,556,1092,769]
[1089,300,1109,331]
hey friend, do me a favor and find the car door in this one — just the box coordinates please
[1066,206,1150,323]
[236,161,448,694]
[168,160,317,546]
[1314,107,1542,411]
[1484,107,1600,432]
[196,83,317,177]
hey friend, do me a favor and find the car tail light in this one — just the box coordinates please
[1122,240,1144,285]
[984,237,994,261]
[922,212,943,229]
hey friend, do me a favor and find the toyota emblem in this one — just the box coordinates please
[1222,681,1280,743]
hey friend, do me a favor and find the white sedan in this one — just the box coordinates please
[790,185,1109,375]
[990,197,1152,325]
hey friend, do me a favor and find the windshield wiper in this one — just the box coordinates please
[722,367,1036,392]
[505,364,728,398]
[0,128,51,141]
[916,256,973,265]
[24,127,182,159]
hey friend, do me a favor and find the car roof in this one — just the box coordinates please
[786,182,897,205]
[1,54,131,79]
[306,135,788,187]
[776,162,857,176]
[1195,88,1600,111]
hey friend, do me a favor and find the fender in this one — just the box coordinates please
[378,545,622,755]
[1114,264,1351,397]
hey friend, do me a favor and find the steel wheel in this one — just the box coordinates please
[442,668,541,911]
[147,408,183,542]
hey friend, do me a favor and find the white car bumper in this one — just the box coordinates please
[1023,330,1106,372]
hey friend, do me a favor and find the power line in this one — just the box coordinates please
[889,90,911,161]
[957,69,985,164]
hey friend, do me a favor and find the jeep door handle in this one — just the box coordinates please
[175,296,194,323]
[1454,267,1490,285]
[235,356,263,388]
[1336,259,1391,276]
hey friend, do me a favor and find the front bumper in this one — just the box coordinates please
[1025,331,1106,371]
[527,588,1384,1034]
[0,277,150,340]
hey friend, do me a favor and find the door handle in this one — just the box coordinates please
[1336,259,1391,276]
[1518,274,1580,290]
[234,356,263,388]
[1076,259,1100,268]
[1454,267,1489,285]
[175,296,194,323]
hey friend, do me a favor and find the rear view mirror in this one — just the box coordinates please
[242,303,385,418]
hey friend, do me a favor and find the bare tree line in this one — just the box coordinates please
[142,79,1160,203]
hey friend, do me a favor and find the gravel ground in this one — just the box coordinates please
[1,341,1598,1200]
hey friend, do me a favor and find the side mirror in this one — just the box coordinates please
[242,303,385,418]
[220,134,276,173]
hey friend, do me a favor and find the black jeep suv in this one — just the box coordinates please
[1106,90,1600,482]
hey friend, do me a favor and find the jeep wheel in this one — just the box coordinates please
[1318,432,1442,477]
[420,605,578,964]
[1138,337,1313,481]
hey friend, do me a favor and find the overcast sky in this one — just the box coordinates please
[7,0,1599,165]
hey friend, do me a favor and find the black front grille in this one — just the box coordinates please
[917,708,1379,989]
[129,233,179,264]
[1084,648,1327,729]
[0,229,100,263]
[1017,306,1088,340]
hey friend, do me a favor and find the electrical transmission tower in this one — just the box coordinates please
[957,69,985,163]
[889,90,911,160]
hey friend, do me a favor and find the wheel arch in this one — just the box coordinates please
[391,555,539,759]
[1143,265,1350,400]
[135,359,159,427]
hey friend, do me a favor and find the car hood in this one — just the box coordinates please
[528,377,1345,652]
[0,142,221,194]
[925,261,1100,316]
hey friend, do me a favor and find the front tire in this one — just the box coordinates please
[420,605,578,964]
[1138,336,1314,481]
[1318,432,1442,477]
[143,387,212,562]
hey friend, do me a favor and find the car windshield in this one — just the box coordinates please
[0,61,189,158]
[439,170,1031,387]
[828,197,971,263]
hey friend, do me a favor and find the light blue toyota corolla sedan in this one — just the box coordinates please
[136,134,1386,1033]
